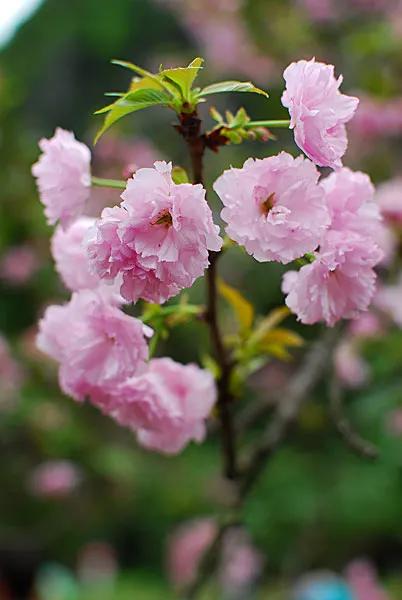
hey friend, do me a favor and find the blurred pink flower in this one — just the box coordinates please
[334,339,369,388]
[219,528,264,592]
[94,136,161,176]
[77,542,118,584]
[88,161,222,304]
[348,312,382,337]
[375,277,402,327]
[32,128,91,229]
[282,58,359,169]
[29,460,81,499]
[346,559,389,600]
[167,520,263,592]
[0,245,39,285]
[36,289,151,411]
[386,408,402,436]
[296,0,337,21]
[350,95,402,138]
[0,334,23,407]
[159,0,275,83]
[376,177,402,225]
[214,152,329,264]
[115,358,217,454]
[167,518,216,588]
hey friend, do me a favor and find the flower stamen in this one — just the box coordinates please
[261,192,276,216]
[151,209,173,227]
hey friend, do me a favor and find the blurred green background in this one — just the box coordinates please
[1,0,402,598]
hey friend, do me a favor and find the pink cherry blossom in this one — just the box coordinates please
[320,167,381,238]
[36,290,151,410]
[213,152,329,264]
[51,217,100,291]
[29,460,81,499]
[114,358,217,454]
[88,161,222,304]
[51,217,124,302]
[32,128,91,229]
[376,177,402,225]
[282,231,382,326]
[282,58,359,169]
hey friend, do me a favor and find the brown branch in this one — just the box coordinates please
[239,327,342,499]
[206,252,238,479]
[329,373,379,460]
[175,111,238,480]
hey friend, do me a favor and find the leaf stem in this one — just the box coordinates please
[245,119,291,129]
[91,176,127,190]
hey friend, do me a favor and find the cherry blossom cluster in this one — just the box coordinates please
[32,56,385,454]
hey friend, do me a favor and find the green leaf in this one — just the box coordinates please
[94,88,171,143]
[250,307,291,343]
[218,278,254,333]
[256,327,303,362]
[160,57,204,100]
[228,107,250,129]
[111,59,172,94]
[201,354,221,379]
[129,75,168,93]
[259,327,304,349]
[198,80,269,98]
[209,106,223,123]
[171,166,190,184]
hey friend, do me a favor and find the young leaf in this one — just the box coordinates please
[201,354,221,379]
[258,327,304,349]
[171,166,190,184]
[228,107,250,129]
[250,307,291,343]
[111,59,172,94]
[129,75,167,93]
[218,278,254,333]
[256,327,303,361]
[94,88,171,143]
[198,80,269,98]
[160,57,204,100]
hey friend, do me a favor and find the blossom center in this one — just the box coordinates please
[260,192,276,216]
[151,209,173,227]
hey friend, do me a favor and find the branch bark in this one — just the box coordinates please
[329,373,379,460]
[239,327,342,498]
[176,111,238,480]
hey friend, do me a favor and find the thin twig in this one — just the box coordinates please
[239,327,341,498]
[206,252,237,479]
[181,514,241,600]
[329,373,379,460]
